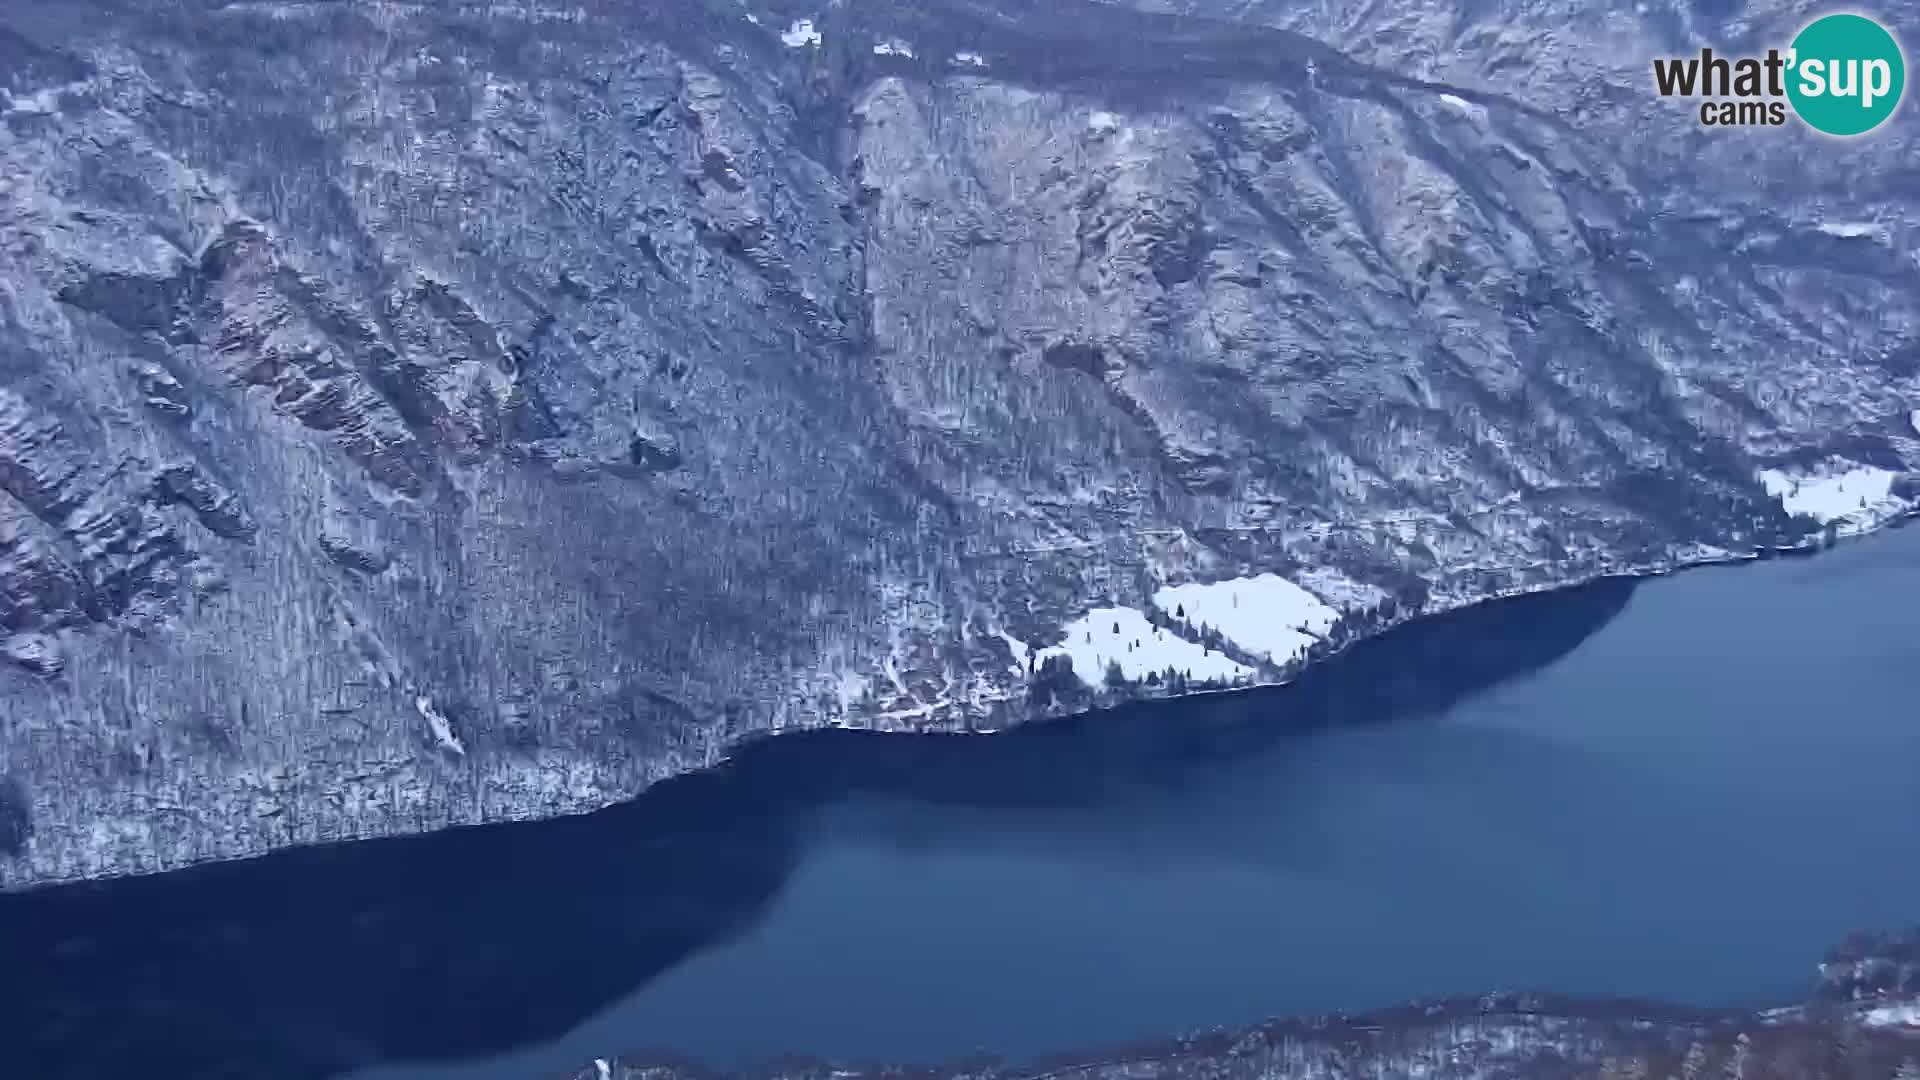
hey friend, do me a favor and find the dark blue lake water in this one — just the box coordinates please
[6,525,1919,1080]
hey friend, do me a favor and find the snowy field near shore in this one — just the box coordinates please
[1760,465,1900,525]
[1035,606,1252,688]
[1152,574,1339,667]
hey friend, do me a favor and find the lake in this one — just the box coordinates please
[6,524,1919,1080]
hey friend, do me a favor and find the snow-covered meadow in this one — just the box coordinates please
[1760,463,1902,529]
[1034,606,1253,688]
[1027,572,1347,689]
[1152,574,1340,668]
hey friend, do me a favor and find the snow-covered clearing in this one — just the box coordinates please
[1152,573,1338,667]
[1036,606,1251,688]
[780,19,821,47]
[1760,465,1900,524]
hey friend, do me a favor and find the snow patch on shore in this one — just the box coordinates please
[1760,464,1901,527]
[873,39,915,58]
[1037,606,1251,688]
[1152,574,1339,667]
[952,51,988,68]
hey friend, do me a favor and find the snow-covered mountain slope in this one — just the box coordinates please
[1,0,1917,887]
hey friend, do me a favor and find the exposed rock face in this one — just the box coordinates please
[1,0,1917,888]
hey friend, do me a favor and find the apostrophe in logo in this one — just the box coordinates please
[1787,13,1905,135]
[1651,11,1907,136]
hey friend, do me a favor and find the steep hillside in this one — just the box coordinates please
[2,0,1917,887]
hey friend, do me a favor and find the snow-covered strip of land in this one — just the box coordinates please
[951,51,988,68]
[997,630,1031,673]
[781,18,821,47]
[1862,1002,1920,1027]
[1816,220,1887,240]
[1437,92,1485,119]
[2,86,64,117]
[1760,464,1900,524]
[873,39,915,58]
[413,695,466,755]
[1035,606,1252,688]
[1152,573,1338,667]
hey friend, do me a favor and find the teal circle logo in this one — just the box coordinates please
[1786,13,1906,136]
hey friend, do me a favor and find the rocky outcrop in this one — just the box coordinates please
[1,0,1918,888]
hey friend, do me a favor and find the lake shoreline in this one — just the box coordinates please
[552,931,1920,1080]
[1058,504,1920,720]
[8,507,1911,899]
[9,515,1918,1080]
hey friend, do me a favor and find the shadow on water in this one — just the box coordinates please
[0,577,1635,1080]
